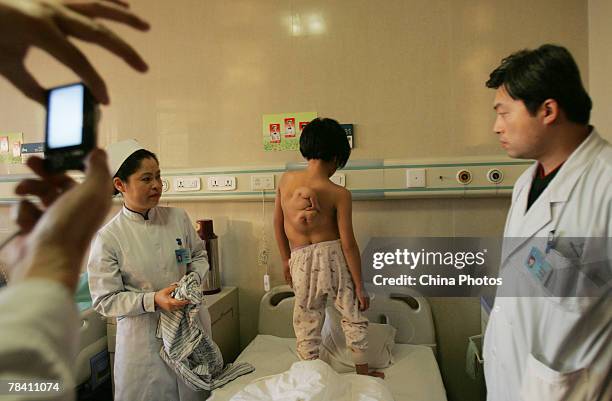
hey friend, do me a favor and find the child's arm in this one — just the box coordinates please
[336,188,369,311]
[274,175,292,287]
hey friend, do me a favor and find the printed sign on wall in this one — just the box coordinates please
[0,132,24,164]
[340,124,354,148]
[20,142,45,164]
[262,112,317,151]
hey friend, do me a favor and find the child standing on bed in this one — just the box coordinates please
[274,117,384,378]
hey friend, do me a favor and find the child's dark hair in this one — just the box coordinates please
[299,118,351,169]
[113,149,158,195]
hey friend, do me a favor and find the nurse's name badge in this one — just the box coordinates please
[175,238,192,265]
[525,246,552,284]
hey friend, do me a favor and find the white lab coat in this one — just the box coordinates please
[484,130,612,401]
[88,206,212,401]
[0,279,79,401]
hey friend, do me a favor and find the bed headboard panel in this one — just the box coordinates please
[257,285,297,339]
[258,285,436,347]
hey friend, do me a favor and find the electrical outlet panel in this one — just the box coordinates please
[251,174,275,191]
[207,175,236,191]
[174,177,201,192]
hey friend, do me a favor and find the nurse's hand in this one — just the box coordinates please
[154,285,190,312]
[2,149,113,291]
[0,0,149,105]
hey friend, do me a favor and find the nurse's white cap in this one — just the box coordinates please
[106,139,144,177]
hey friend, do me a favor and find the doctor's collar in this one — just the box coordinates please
[536,161,564,179]
[123,204,152,221]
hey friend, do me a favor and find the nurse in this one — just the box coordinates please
[88,139,211,401]
[483,45,611,401]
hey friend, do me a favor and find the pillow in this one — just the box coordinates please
[320,306,396,373]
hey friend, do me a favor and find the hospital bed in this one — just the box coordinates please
[209,285,448,401]
[74,271,112,396]
[75,307,112,398]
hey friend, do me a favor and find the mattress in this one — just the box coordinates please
[209,335,447,401]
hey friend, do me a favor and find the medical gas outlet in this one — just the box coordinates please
[486,169,504,184]
[456,169,473,185]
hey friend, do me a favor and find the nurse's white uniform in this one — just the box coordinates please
[88,206,212,401]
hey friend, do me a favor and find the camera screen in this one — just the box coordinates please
[47,84,84,149]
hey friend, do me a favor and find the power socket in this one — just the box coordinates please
[174,177,201,192]
[207,175,236,191]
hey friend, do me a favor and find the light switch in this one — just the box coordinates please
[330,173,346,187]
[406,169,426,188]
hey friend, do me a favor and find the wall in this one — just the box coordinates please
[589,0,612,141]
[0,0,589,174]
[0,1,589,400]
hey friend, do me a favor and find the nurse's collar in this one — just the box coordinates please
[124,204,151,220]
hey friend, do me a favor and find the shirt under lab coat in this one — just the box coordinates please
[87,206,212,401]
[0,279,78,401]
[484,129,612,401]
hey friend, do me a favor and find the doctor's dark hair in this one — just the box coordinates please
[113,149,158,195]
[299,118,351,169]
[486,44,592,125]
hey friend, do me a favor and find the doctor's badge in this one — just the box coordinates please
[525,246,553,284]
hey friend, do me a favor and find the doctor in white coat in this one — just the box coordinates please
[483,44,611,401]
[88,140,212,401]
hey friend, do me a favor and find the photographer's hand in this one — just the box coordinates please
[1,149,113,292]
[0,0,149,104]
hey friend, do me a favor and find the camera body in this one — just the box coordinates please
[44,83,98,172]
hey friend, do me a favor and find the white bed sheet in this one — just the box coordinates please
[209,335,447,401]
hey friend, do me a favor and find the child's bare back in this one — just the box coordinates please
[273,118,383,378]
[279,170,346,248]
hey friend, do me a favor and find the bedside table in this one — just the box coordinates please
[206,286,240,363]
